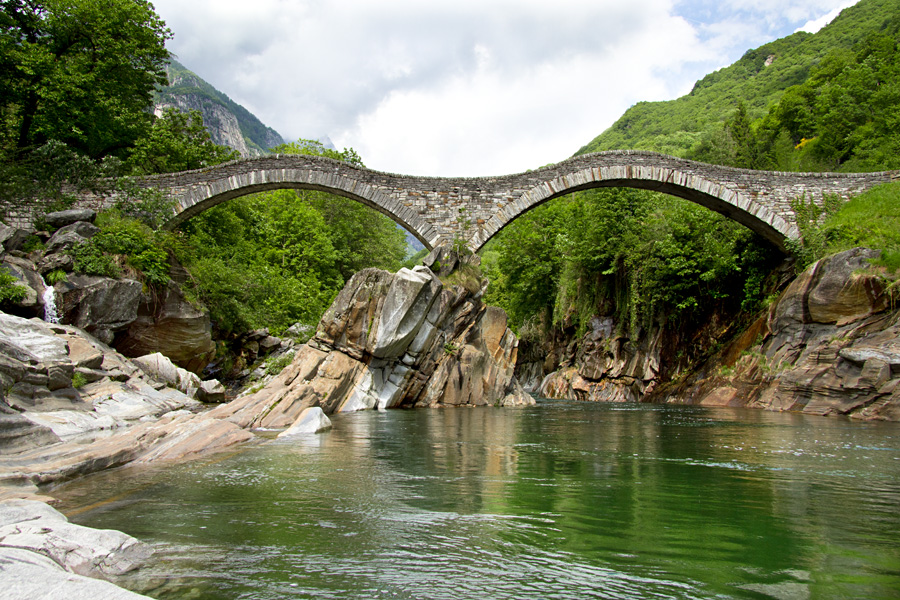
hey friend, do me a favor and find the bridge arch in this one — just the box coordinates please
[154,156,444,249]
[471,163,798,252]
[111,151,895,256]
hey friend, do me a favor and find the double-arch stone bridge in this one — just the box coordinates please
[132,150,898,253]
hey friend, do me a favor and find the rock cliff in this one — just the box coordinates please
[658,248,900,420]
[528,247,900,421]
[211,249,533,429]
[155,60,284,157]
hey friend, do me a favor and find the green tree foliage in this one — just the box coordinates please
[578,0,899,160]
[0,0,171,159]
[125,108,239,175]
[271,139,407,279]
[178,196,337,335]
[177,140,408,335]
[71,209,174,287]
[484,189,780,338]
[689,21,900,172]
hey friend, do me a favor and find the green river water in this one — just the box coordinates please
[52,401,900,600]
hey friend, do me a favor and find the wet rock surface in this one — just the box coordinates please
[0,499,154,600]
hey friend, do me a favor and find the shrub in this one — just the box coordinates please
[0,270,27,306]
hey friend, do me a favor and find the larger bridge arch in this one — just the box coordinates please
[125,151,898,253]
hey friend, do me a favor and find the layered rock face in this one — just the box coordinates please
[665,248,900,420]
[524,247,900,420]
[0,309,252,495]
[211,251,533,430]
[534,316,662,404]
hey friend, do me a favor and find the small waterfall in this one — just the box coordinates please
[42,282,60,324]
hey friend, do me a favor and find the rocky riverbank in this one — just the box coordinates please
[0,499,154,600]
[0,245,532,596]
[523,247,900,421]
[0,246,530,498]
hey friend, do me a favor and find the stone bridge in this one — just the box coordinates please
[110,151,900,252]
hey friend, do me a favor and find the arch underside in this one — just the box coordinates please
[473,178,795,253]
[162,181,437,251]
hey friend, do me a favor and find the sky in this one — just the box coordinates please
[149,0,859,176]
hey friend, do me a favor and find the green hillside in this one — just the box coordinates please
[485,0,900,348]
[577,0,897,158]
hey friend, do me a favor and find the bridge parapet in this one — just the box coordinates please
[3,151,896,253]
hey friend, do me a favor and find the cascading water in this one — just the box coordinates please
[42,280,60,324]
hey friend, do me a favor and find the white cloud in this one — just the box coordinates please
[796,1,858,33]
[149,0,862,176]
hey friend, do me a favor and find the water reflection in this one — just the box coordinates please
[52,401,900,600]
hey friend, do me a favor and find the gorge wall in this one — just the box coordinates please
[523,247,900,421]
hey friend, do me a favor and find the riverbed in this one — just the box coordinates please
[51,401,900,599]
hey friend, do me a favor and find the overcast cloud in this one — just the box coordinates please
[150,0,859,176]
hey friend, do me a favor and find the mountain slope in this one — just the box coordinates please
[155,60,284,157]
[576,0,898,157]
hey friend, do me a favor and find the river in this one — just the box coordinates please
[52,401,900,600]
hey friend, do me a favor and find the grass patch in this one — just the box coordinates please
[791,183,900,273]
[818,183,900,272]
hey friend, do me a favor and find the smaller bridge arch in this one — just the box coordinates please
[119,151,898,254]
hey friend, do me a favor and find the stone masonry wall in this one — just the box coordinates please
[4,151,897,251]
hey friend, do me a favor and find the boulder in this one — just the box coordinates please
[2,256,44,310]
[422,245,458,277]
[0,228,32,253]
[197,379,226,403]
[259,335,282,351]
[44,229,88,254]
[131,352,201,398]
[0,547,154,600]
[808,248,886,325]
[115,282,215,373]
[0,499,151,578]
[52,221,100,239]
[37,252,74,274]
[57,275,142,344]
[43,209,96,229]
[277,406,332,437]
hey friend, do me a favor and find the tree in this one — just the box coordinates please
[1,0,170,160]
[126,109,239,175]
[271,139,407,278]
